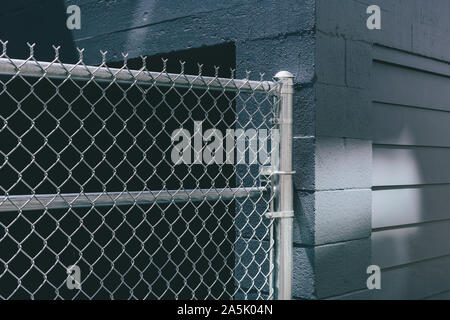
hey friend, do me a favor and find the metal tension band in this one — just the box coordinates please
[271,170,296,176]
[271,118,293,125]
[259,168,296,177]
[265,211,294,219]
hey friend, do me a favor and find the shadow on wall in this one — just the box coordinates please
[371,128,449,299]
[66,0,243,64]
[0,1,79,62]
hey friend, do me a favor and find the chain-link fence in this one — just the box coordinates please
[0,42,293,300]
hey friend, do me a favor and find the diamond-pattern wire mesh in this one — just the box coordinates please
[0,42,281,299]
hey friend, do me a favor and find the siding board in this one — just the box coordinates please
[425,290,450,300]
[372,61,450,112]
[333,255,450,300]
[373,185,450,228]
[373,102,450,148]
[372,221,450,268]
[373,146,450,187]
[373,45,450,78]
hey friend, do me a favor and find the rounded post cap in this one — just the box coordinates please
[274,71,294,80]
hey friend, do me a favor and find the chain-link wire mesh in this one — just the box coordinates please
[0,41,282,300]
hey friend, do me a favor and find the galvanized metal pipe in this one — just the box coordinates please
[0,57,278,94]
[273,71,294,300]
[0,187,267,212]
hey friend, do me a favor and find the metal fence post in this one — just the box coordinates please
[273,71,294,300]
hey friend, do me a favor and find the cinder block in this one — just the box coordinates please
[234,0,315,42]
[316,0,370,41]
[293,137,316,191]
[293,137,372,191]
[314,189,371,244]
[315,137,372,190]
[314,238,371,298]
[293,189,372,246]
[292,246,316,299]
[316,32,346,86]
[293,238,371,299]
[293,191,316,245]
[316,83,372,139]
[236,33,315,85]
[293,86,316,138]
[346,40,372,89]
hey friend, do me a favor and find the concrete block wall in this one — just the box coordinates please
[289,0,374,299]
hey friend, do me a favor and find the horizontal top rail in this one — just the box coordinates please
[0,187,267,213]
[0,57,279,94]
